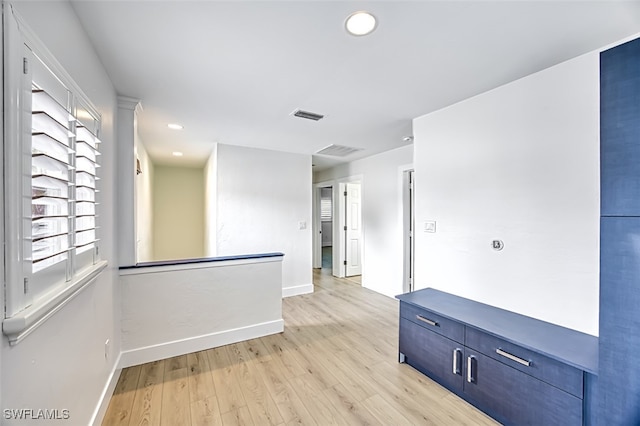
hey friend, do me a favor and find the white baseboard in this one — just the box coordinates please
[282,283,314,298]
[118,319,284,368]
[90,353,122,426]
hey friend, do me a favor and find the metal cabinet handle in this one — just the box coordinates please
[452,348,461,375]
[416,315,438,327]
[467,356,475,383]
[496,348,531,367]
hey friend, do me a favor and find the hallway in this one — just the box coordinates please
[102,269,495,425]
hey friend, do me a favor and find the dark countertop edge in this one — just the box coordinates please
[119,252,285,270]
[396,288,599,375]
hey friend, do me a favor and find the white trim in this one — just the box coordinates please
[2,260,108,344]
[398,164,414,294]
[11,4,100,121]
[118,254,284,276]
[89,353,122,426]
[118,319,284,368]
[313,180,336,269]
[283,283,314,298]
[117,95,141,111]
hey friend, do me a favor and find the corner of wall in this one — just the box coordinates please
[283,283,314,298]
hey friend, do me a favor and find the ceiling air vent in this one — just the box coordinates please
[292,109,324,121]
[315,144,363,157]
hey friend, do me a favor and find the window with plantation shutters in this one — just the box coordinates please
[320,188,332,221]
[30,83,101,272]
[320,198,332,221]
[3,5,107,344]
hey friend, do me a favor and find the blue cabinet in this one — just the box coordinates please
[397,288,598,425]
[600,37,640,217]
[596,217,640,424]
[399,319,463,392]
[597,35,640,425]
[464,350,582,426]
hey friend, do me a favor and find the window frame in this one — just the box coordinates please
[2,4,107,345]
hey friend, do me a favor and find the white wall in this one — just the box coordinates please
[134,135,154,262]
[120,257,284,367]
[413,51,600,336]
[2,2,119,424]
[314,145,414,298]
[215,144,313,297]
[153,166,205,260]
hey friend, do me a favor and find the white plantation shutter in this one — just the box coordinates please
[74,113,101,257]
[26,49,102,296]
[31,86,73,274]
[320,198,332,221]
[3,6,105,339]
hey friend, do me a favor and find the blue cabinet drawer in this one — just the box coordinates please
[399,318,464,393]
[400,302,464,343]
[465,327,583,398]
[464,350,582,426]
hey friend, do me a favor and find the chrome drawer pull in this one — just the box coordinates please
[496,348,531,367]
[467,355,475,383]
[452,348,461,375]
[416,315,438,327]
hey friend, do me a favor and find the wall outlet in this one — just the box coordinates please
[424,221,436,233]
[104,339,110,360]
[298,221,307,230]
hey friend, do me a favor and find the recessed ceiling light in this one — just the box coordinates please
[168,123,183,130]
[172,151,183,157]
[345,11,377,36]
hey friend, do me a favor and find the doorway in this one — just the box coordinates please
[320,187,333,271]
[313,181,336,272]
[313,179,362,280]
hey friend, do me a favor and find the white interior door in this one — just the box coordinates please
[345,182,362,277]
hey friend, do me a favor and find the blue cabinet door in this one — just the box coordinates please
[597,217,640,425]
[601,37,640,216]
[399,318,463,393]
[463,350,582,426]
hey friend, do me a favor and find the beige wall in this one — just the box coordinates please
[135,134,154,262]
[153,166,205,260]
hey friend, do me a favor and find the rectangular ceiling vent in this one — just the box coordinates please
[292,109,324,121]
[315,144,363,157]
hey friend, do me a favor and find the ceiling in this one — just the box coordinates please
[69,0,640,170]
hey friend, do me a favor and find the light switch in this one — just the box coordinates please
[298,221,307,230]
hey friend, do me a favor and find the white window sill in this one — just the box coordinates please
[3,260,108,345]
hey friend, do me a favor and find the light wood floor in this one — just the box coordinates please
[102,269,499,425]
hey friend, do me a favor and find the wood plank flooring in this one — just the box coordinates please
[102,269,498,425]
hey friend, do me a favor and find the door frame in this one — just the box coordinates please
[336,175,363,278]
[312,180,335,269]
[401,165,415,293]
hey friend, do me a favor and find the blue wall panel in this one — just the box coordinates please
[601,38,640,217]
[599,36,640,425]
[598,217,640,424]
